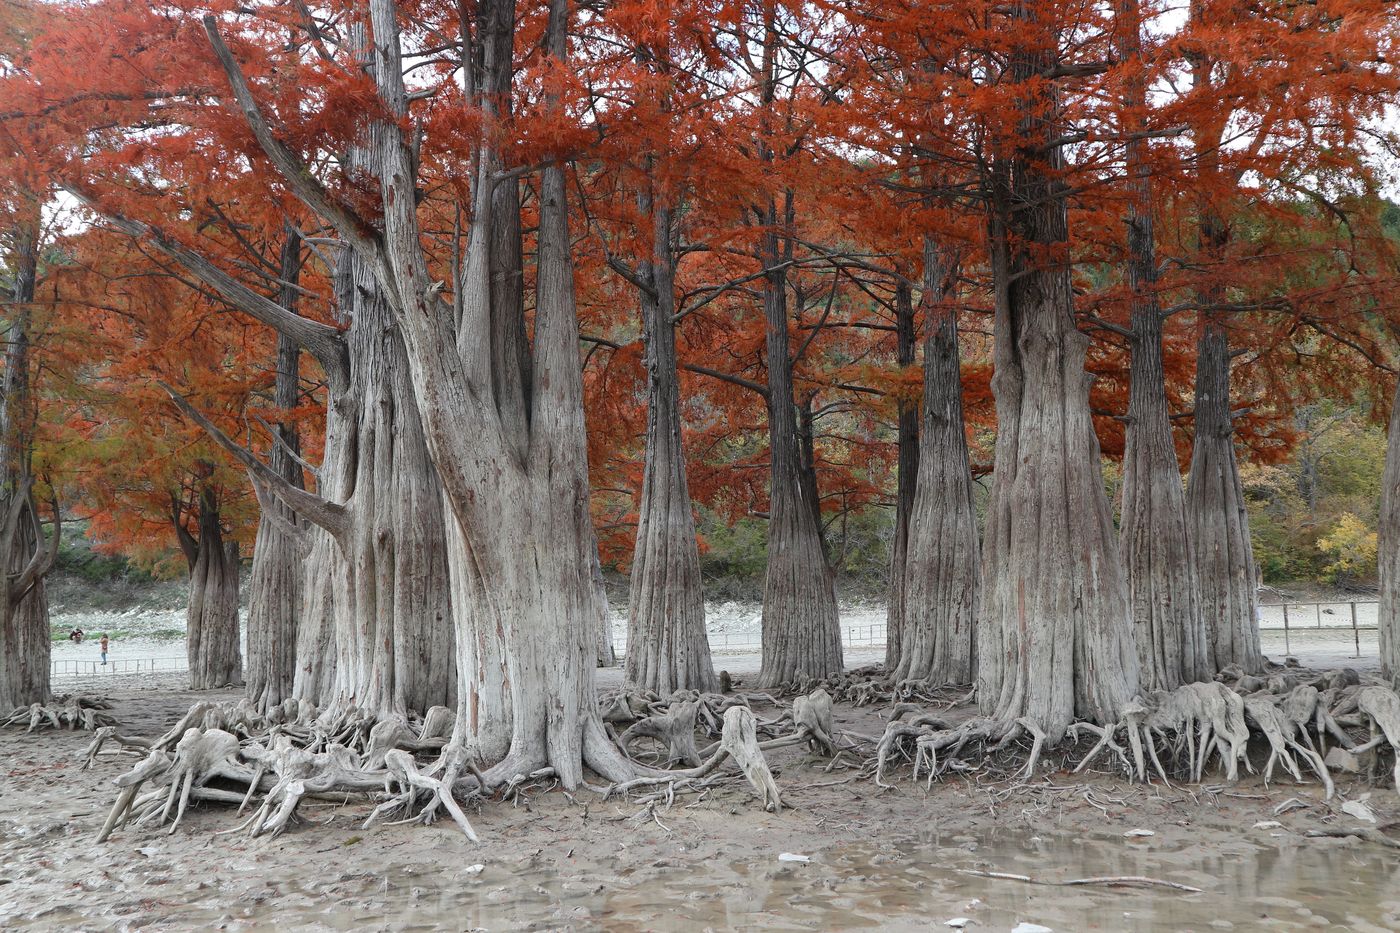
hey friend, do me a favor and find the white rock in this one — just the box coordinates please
[1123,829,1155,838]
[1252,820,1282,830]
[944,919,971,929]
[778,853,811,863]
[1341,799,1377,823]
[464,864,486,875]
[1324,748,1362,774]
[1011,924,1053,933]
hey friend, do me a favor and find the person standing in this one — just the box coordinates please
[99,633,109,666]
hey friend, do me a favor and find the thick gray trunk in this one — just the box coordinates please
[354,0,632,782]
[1378,371,1400,681]
[1121,309,1209,689]
[976,40,1139,740]
[756,220,842,686]
[884,281,918,671]
[895,243,980,684]
[246,232,305,709]
[0,495,49,709]
[626,204,715,694]
[314,249,456,717]
[210,0,631,782]
[0,202,51,709]
[1185,320,1264,673]
[184,490,242,690]
[1115,0,1209,690]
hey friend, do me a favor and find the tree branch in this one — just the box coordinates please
[201,16,394,291]
[159,382,349,541]
[681,362,770,400]
[64,186,349,387]
[11,488,60,606]
[170,492,199,569]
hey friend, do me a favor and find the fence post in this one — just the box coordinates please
[1283,605,1291,655]
[1352,602,1360,658]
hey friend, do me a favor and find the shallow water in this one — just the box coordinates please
[20,827,1396,931]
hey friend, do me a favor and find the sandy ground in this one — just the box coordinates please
[6,646,1400,931]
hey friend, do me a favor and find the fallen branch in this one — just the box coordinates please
[957,868,1202,893]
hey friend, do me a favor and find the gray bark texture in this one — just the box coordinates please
[1185,319,1265,674]
[756,247,843,686]
[625,202,716,694]
[894,242,980,684]
[245,231,305,709]
[180,487,242,690]
[975,32,1140,740]
[1115,0,1210,691]
[0,200,55,710]
[1379,371,1400,682]
[311,245,457,717]
[884,280,918,671]
[749,10,840,687]
[202,0,637,782]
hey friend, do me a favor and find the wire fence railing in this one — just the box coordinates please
[52,600,1382,677]
[51,657,188,678]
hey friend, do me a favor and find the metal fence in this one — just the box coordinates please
[51,657,188,677]
[1258,599,1378,656]
[51,599,1382,675]
[669,600,1384,657]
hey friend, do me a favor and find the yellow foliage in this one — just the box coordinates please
[1316,512,1378,583]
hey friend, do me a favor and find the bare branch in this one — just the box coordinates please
[64,186,349,387]
[160,382,349,541]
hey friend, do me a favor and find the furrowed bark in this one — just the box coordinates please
[0,199,53,710]
[884,280,918,672]
[1115,0,1210,691]
[756,235,843,686]
[183,486,243,690]
[895,242,979,684]
[336,0,628,782]
[752,10,841,687]
[313,244,456,718]
[976,27,1139,741]
[626,201,717,694]
[1379,368,1400,683]
[246,229,306,709]
[1185,318,1264,673]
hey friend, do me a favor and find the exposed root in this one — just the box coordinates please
[3,695,116,732]
[867,668,1400,800]
[610,706,786,812]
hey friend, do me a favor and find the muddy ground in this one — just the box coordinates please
[4,658,1400,931]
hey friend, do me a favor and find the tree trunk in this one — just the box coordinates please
[183,488,243,690]
[1122,306,1209,689]
[625,202,716,694]
[314,248,457,717]
[884,281,918,672]
[1378,371,1400,682]
[895,242,980,684]
[204,0,635,782]
[246,230,305,709]
[1185,319,1264,673]
[80,155,458,722]
[159,240,461,719]
[756,217,843,687]
[975,33,1139,740]
[1115,0,1209,691]
[0,493,50,710]
[0,200,52,710]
